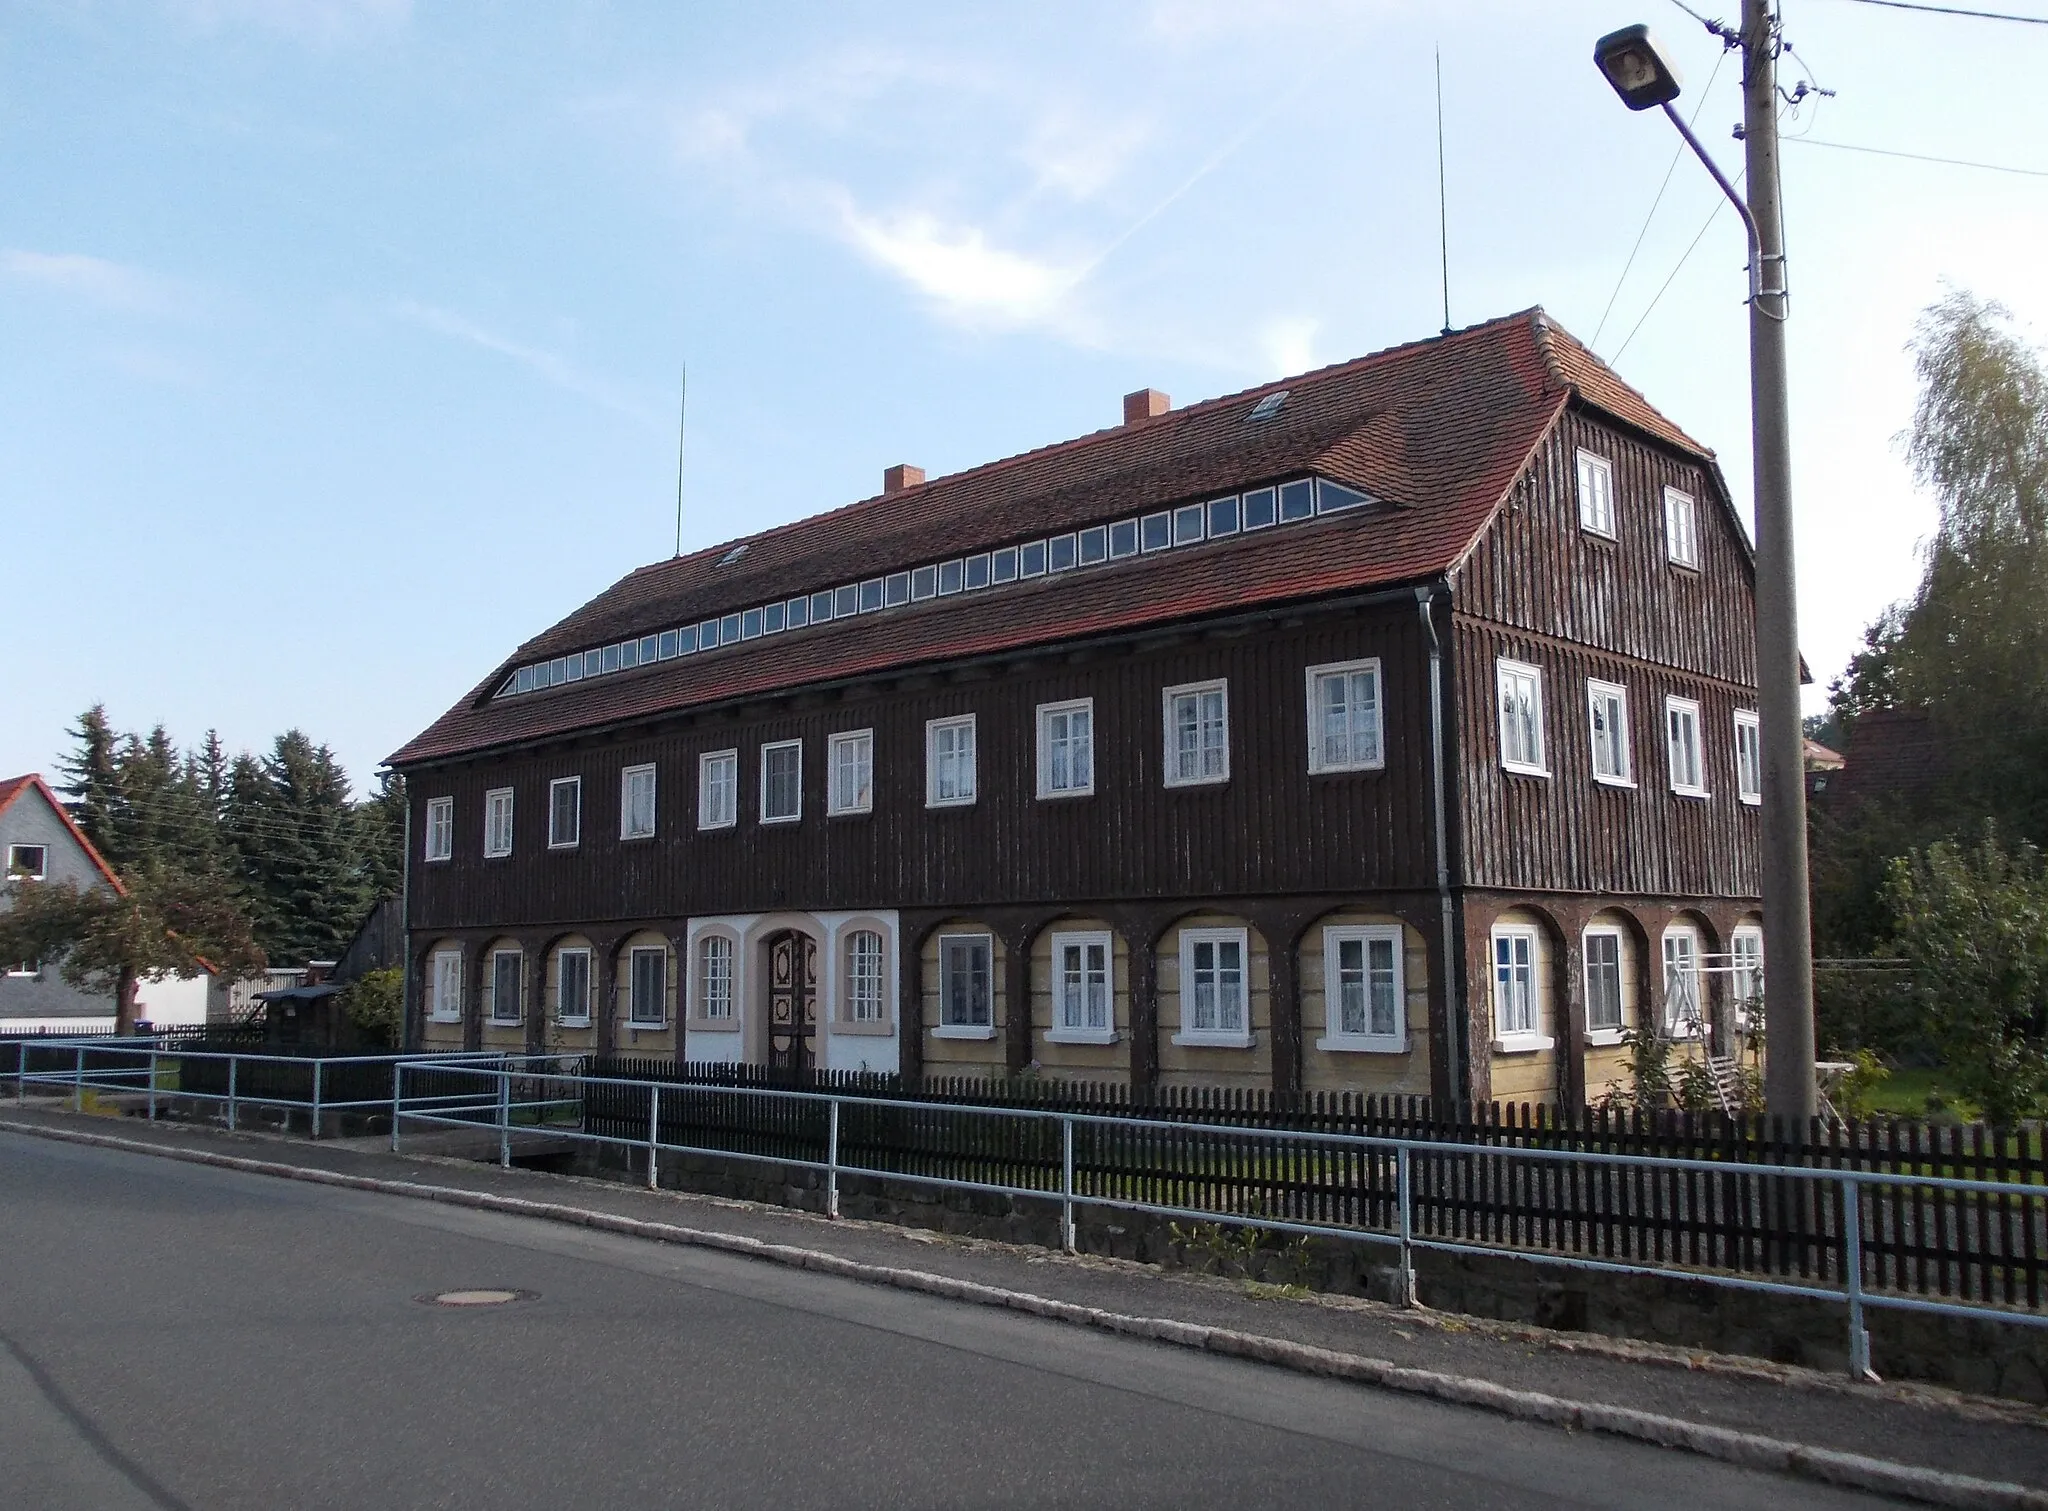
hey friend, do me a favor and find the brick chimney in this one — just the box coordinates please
[1123,388,1171,425]
[883,463,925,495]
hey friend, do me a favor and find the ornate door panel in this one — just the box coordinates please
[767,931,818,1076]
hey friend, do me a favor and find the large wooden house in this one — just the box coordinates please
[389,310,1765,1106]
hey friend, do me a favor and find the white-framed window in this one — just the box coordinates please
[696,935,735,1021]
[1734,711,1762,806]
[828,731,873,816]
[1049,930,1114,1043]
[628,945,668,1027]
[423,797,453,862]
[6,843,47,880]
[483,788,515,858]
[698,749,738,830]
[1036,699,1095,798]
[1576,449,1616,537]
[1163,680,1230,787]
[936,933,994,1035]
[1497,659,1548,775]
[6,960,39,978]
[1491,926,1550,1050]
[845,929,886,1022]
[1318,925,1405,1052]
[1731,925,1764,1025]
[556,947,592,1025]
[1662,925,1701,1033]
[1666,696,1707,796]
[489,948,523,1024]
[760,740,802,824]
[1584,928,1625,1037]
[621,764,657,840]
[1175,927,1250,1046]
[926,716,977,808]
[1306,660,1384,774]
[1587,680,1633,786]
[429,949,463,1022]
[548,777,581,849]
[1664,485,1700,569]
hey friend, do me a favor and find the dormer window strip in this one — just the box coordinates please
[496,474,1374,698]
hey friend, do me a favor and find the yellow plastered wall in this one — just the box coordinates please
[542,936,598,1053]
[1301,910,1433,1097]
[921,923,1008,1077]
[611,930,677,1056]
[1487,907,1559,1105]
[1027,918,1130,1084]
[1157,913,1271,1093]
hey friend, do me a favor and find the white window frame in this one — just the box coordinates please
[695,934,736,1022]
[1664,485,1700,569]
[1497,659,1549,776]
[1162,679,1230,788]
[1305,659,1385,775]
[697,749,738,831]
[423,797,453,863]
[429,949,463,1022]
[627,945,668,1028]
[6,843,48,881]
[934,932,995,1038]
[1576,449,1617,538]
[483,788,515,858]
[1491,925,1553,1052]
[1047,930,1115,1044]
[1734,711,1762,806]
[1662,925,1702,1036]
[1172,927,1252,1048]
[548,776,581,850]
[488,948,524,1025]
[926,716,978,809]
[844,929,887,1023]
[1583,927,1626,1043]
[1316,924,1406,1053]
[1666,696,1708,797]
[556,947,592,1026]
[1036,699,1095,799]
[760,740,803,824]
[1731,925,1765,1027]
[6,960,39,978]
[620,764,658,840]
[828,730,874,816]
[1586,679,1633,787]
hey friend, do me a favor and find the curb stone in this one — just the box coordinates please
[5,1117,2043,1511]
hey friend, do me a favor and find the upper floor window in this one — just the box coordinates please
[937,933,993,1034]
[1163,680,1229,787]
[423,798,453,862]
[927,716,977,808]
[1584,928,1624,1035]
[556,947,592,1025]
[483,788,515,858]
[1497,660,1548,776]
[828,731,873,816]
[697,935,735,1021]
[1491,925,1547,1049]
[429,949,463,1022]
[1734,711,1762,806]
[1049,930,1113,1043]
[1175,927,1250,1046]
[489,949,523,1024]
[845,929,886,1022]
[1664,486,1700,568]
[6,843,47,881]
[615,764,656,840]
[628,945,668,1027]
[1666,696,1707,797]
[760,740,802,824]
[1320,925,1405,1052]
[1037,699,1094,798]
[1306,660,1383,774]
[1587,680,1632,786]
[1576,449,1616,537]
[698,750,738,830]
[548,777,581,849]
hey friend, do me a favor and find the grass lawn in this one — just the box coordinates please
[1857,1065,1976,1120]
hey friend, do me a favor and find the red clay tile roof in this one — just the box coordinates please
[391,309,1712,767]
[0,773,126,894]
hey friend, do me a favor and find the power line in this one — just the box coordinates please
[1612,179,1741,365]
[1783,136,2048,176]
[1827,0,2048,24]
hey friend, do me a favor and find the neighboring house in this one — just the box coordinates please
[1809,708,1948,814]
[388,310,1765,1107]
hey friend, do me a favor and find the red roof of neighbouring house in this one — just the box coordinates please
[0,773,126,895]
[390,309,1719,768]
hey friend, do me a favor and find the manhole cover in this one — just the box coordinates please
[418,1288,534,1308]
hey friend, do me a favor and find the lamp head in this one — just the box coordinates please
[1594,24,1683,111]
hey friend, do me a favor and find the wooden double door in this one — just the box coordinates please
[766,930,818,1076]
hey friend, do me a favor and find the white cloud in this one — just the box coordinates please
[832,199,1088,332]
[2,250,183,315]
[1019,111,1153,203]
[395,302,655,426]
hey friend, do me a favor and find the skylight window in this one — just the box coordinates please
[718,544,749,566]
[1249,389,1289,422]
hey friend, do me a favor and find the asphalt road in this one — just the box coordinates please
[0,1132,1915,1510]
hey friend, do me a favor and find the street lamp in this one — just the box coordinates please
[1594,3,1818,1125]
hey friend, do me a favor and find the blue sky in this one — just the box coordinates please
[6,0,2045,793]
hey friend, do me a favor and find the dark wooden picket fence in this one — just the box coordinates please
[576,1057,2048,1311]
